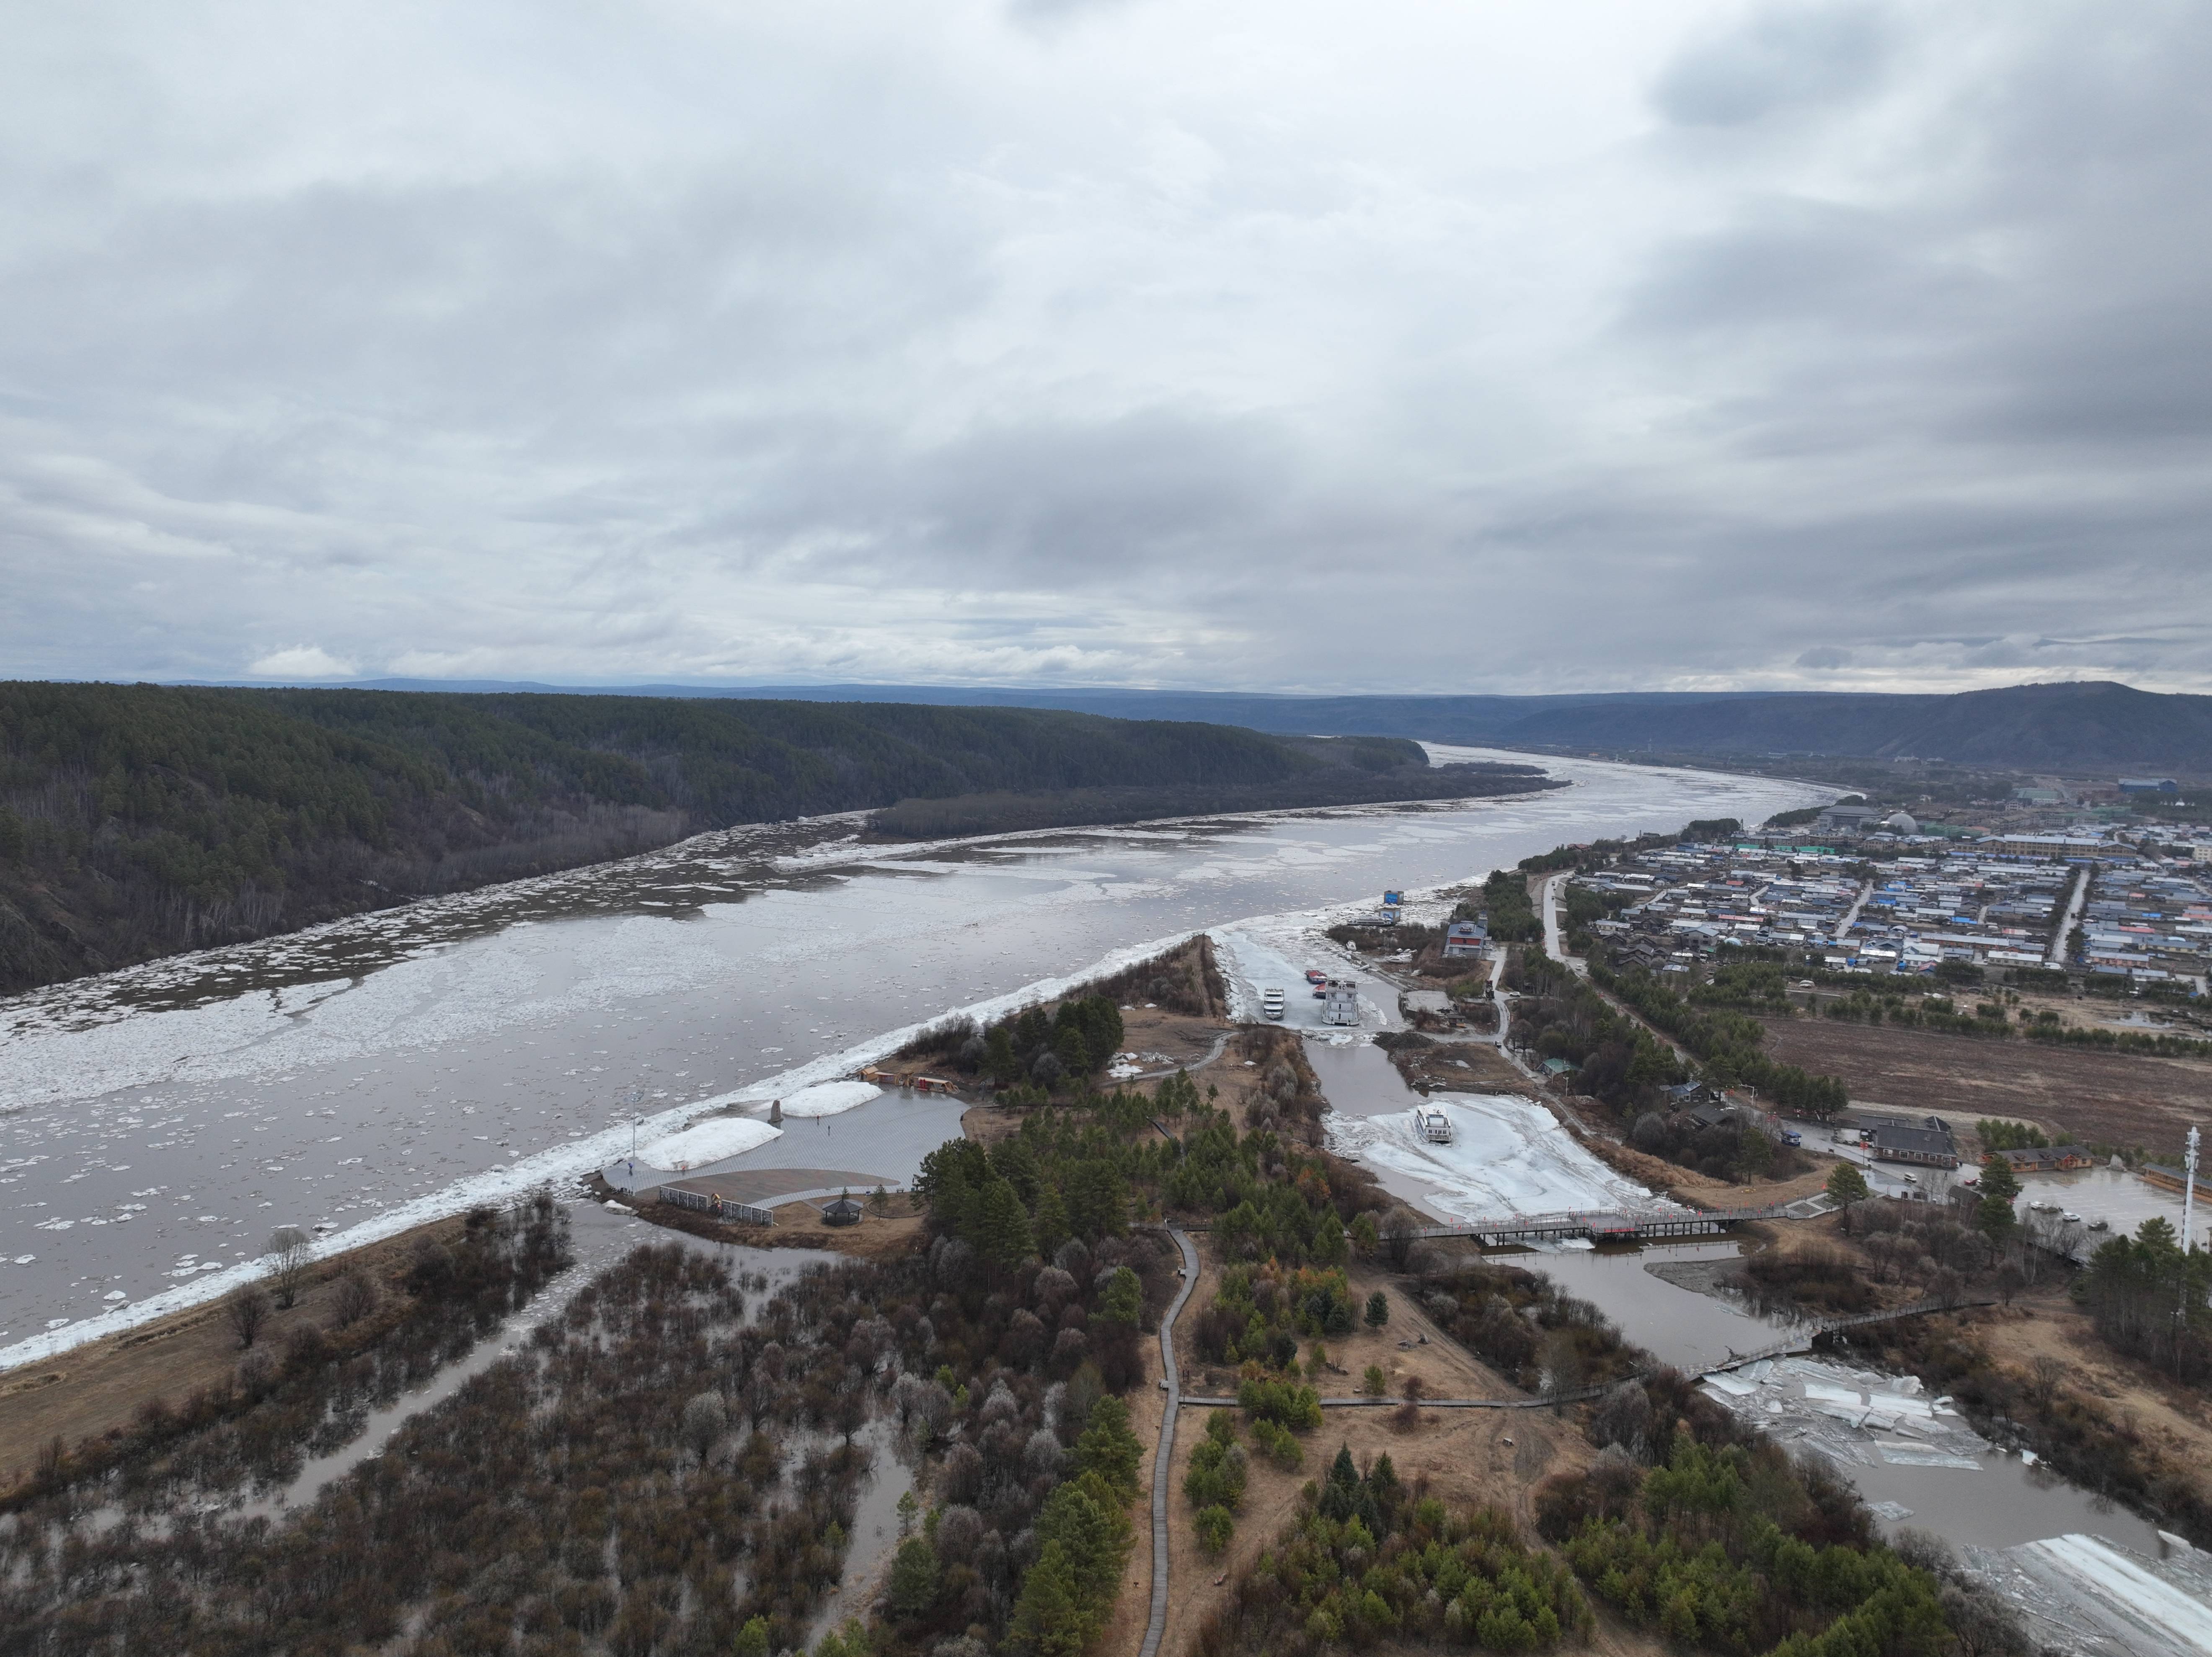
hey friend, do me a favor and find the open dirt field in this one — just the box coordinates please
[1968,1290,2212,1491]
[1761,1015,2212,1150]
[1147,1247,1662,1657]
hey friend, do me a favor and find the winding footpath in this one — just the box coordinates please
[1140,1227,1200,1657]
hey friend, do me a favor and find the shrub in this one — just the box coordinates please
[1194,1505,1235,1556]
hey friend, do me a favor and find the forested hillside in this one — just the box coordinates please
[0,684,1543,994]
[522,678,2212,772]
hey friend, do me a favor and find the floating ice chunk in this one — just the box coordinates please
[103,1291,125,1303]
[1702,1373,1760,1397]
[1867,1502,1915,1522]
[2020,1532,2212,1654]
[1866,1392,1934,1418]
[1876,1443,1980,1470]
[1804,1383,1865,1407]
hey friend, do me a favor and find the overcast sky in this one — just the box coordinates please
[2,1,2207,696]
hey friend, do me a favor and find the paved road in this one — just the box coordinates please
[1541,873,1586,977]
[1125,1028,1235,1083]
[2048,865,2089,967]
[1834,879,1873,943]
[1139,1228,1200,1657]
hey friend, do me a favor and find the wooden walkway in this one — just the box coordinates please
[1703,1296,2000,1372]
[1137,1228,1200,1657]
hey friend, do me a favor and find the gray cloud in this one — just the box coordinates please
[1654,2,1891,128]
[0,0,2207,696]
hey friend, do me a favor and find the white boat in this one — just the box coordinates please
[2061,1212,2082,1224]
[1261,987,1286,1021]
[1418,1107,1452,1144]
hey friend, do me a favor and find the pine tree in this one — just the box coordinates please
[1097,1266,1142,1328]
[1032,1183,1072,1260]
[1976,1156,2021,1238]
[1074,1396,1143,1497]
[1008,1540,1087,1657]
[977,1176,1036,1267]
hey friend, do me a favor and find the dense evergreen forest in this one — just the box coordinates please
[0,683,1546,994]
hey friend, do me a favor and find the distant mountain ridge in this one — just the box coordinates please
[254,678,2212,772]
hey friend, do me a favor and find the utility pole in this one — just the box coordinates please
[2184,1125,2201,1257]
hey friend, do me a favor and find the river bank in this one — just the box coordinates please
[1,751,1826,1361]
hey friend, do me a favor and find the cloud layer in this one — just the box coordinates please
[2,0,2207,694]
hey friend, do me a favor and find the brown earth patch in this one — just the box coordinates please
[584,1172,927,1261]
[1390,1042,1532,1095]
[1760,1015,2212,1149]
[0,1212,472,1487]
[1151,1241,1662,1657]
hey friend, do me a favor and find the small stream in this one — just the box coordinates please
[804,1416,918,1646]
[1310,1036,2165,1554]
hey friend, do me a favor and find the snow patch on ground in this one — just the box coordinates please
[1327,1094,1664,1220]
[749,1081,879,1118]
[637,1118,783,1170]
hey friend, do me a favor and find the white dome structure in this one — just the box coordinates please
[1885,811,1919,835]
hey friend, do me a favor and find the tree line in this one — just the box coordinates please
[0,681,1474,993]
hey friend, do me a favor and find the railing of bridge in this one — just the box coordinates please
[1407,1203,1793,1241]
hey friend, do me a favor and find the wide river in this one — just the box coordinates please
[0,747,1822,1363]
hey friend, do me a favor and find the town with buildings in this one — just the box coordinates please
[1575,783,2212,994]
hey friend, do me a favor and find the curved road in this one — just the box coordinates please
[1139,1227,1200,1657]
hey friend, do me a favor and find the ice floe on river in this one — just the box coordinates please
[1969,1531,2212,1657]
[1698,1356,1979,1466]
[0,927,1198,1373]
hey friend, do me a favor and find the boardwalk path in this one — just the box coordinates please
[1139,1228,1200,1657]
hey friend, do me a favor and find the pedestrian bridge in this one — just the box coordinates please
[1407,1204,1793,1247]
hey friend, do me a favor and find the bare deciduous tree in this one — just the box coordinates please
[329,1270,377,1329]
[2028,1354,2066,1417]
[227,1284,270,1349]
[680,1391,728,1463]
[267,1226,313,1310]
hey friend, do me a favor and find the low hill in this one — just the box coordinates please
[0,684,1547,994]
